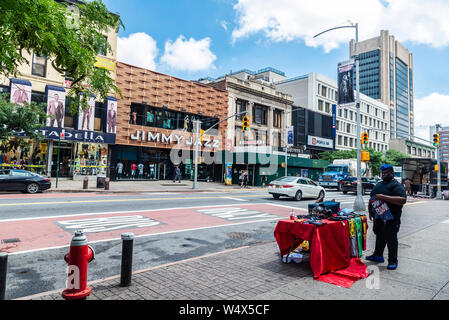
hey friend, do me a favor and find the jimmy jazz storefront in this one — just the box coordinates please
[110,130,222,182]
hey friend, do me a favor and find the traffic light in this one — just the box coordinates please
[361,132,369,145]
[242,116,250,132]
[200,129,205,142]
[434,164,439,172]
[433,133,440,147]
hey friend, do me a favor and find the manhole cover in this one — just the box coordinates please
[2,238,20,244]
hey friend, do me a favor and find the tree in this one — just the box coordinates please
[0,94,48,150]
[0,0,123,115]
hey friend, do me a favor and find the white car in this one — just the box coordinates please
[268,176,326,201]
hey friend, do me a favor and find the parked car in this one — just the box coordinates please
[0,169,51,194]
[268,176,325,201]
[340,176,375,195]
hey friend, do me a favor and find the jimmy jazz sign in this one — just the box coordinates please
[130,130,220,148]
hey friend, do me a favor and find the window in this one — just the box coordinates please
[407,146,411,154]
[322,85,327,97]
[32,53,47,77]
[318,100,323,111]
[344,109,348,119]
[252,104,268,125]
[338,135,342,145]
[96,36,108,56]
[344,136,348,146]
[236,99,247,120]
[350,111,353,121]
[325,102,330,113]
[347,123,351,133]
[273,109,282,128]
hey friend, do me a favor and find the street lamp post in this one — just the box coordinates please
[314,22,366,212]
[436,124,442,200]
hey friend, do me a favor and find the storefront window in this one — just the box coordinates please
[0,139,47,174]
[72,143,108,176]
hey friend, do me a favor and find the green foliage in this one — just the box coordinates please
[0,94,48,146]
[319,147,411,177]
[0,0,124,114]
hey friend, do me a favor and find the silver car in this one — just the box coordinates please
[268,176,326,201]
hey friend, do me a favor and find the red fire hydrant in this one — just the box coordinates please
[62,230,95,300]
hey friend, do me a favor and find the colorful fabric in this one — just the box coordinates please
[348,219,358,257]
[355,217,363,258]
[316,258,369,288]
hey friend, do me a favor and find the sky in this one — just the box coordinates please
[102,0,449,142]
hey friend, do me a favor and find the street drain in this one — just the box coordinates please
[2,238,21,244]
[227,232,251,240]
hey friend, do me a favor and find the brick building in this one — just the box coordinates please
[110,62,228,182]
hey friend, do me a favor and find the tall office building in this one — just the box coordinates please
[350,30,414,140]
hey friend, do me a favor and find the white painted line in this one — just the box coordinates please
[8,216,285,256]
[220,197,248,202]
[442,219,449,224]
[0,202,273,223]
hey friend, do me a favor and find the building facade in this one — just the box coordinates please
[0,2,118,179]
[389,139,435,159]
[111,62,228,182]
[350,30,414,140]
[275,72,390,152]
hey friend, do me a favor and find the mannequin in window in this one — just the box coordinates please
[137,163,144,180]
[131,163,137,179]
[116,161,123,180]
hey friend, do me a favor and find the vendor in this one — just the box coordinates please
[366,164,407,270]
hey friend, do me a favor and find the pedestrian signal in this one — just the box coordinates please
[433,134,440,147]
[242,116,250,132]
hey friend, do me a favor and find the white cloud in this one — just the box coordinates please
[117,33,158,70]
[414,93,449,140]
[231,0,449,51]
[220,20,229,31]
[160,36,217,72]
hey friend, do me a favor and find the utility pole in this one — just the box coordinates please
[436,124,442,200]
[192,120,200,190]
[314,22,365,212]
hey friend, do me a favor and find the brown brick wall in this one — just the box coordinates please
[114,62,229,151]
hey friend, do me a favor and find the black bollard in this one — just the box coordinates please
[120,233,134,287]
[0,252,8,300]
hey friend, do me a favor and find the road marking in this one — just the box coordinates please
[443,219,449,224]
[220,197,248,202]
[0,194,264,207]
[197,207,277,221]
[56,215,161,233]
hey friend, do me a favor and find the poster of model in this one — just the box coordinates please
[106,99,117,134]
[78,95,96,131]
[10,79,32,106]
[337,59,355,107]
[46,87,66,128]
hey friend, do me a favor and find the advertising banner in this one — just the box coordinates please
[338,59,355,108]
[287,126,294,147]
[332,104,337,138]
[307,135,334,149]
[105,97,117,134]
[78,95,96,131]
[45,85,66,128]
[10,78,32,106]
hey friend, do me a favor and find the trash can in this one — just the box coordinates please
[96,176,106,188]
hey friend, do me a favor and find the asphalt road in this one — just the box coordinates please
[1,189,373,299]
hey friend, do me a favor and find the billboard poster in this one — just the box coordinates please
[46,86,66,128]
[287,126,294,147]
[106,98,117,134]
[338,59,355,108]
[224,163,233,186]
[332,104,337,139]
[78,95,96,131]
[10,79,32,106]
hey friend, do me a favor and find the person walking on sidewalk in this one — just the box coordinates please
[366,164,407,270]
[173,166,182,183]
[243,170,249,188]
[239,171,245,188]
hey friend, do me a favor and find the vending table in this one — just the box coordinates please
[274,217,368,281]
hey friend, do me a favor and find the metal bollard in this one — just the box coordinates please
[83,177,88,190]
[104,178,110,191]
[120,233,134,287]
[0,252,8,300]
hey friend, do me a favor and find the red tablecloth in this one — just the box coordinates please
[274,218,367,279]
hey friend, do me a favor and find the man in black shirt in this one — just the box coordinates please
[366,164,407,270]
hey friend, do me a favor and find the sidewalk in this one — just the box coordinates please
[48,179,265,193]
[21,200,449,300]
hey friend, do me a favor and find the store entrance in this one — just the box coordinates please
[51,142,73,178]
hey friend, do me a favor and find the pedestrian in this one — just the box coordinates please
[243,170,248,188]
[366,164,407,270]
[173,166,182,183]
[404,178,412,196]
[239,171,245,188]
